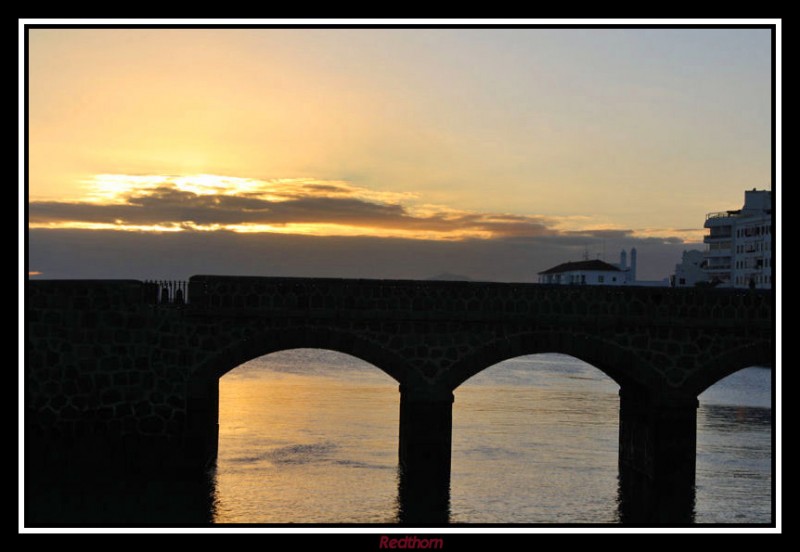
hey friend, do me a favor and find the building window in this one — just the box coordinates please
[599,275,605,283]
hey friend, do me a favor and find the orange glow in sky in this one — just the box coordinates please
[27,27,772,243]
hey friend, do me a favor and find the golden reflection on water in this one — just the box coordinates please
[451,375,620,523]
[212,350,624,524]
[213,351,400,523]
[211,351,771,524]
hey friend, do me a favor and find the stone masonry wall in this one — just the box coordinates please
[26,280,191,469]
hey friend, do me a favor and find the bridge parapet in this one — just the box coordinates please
[185,275,773,327]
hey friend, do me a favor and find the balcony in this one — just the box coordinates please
[704,216,735,232]
[703,224,732,239]
[706,210,741,220]
[706,240,731,251]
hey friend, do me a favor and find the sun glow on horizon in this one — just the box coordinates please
[26,219,499,240]
[220,222,495,240]
[29,221,187,233]
[80,174,418,205]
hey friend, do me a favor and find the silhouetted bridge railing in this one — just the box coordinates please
[143,280,189,305]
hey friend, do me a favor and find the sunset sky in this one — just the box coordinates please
[25,24,775,281]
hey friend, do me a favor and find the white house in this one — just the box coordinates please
[538,255,632,286]
[538,248,668,286]
[671,250,708,287]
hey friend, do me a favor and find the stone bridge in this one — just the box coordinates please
[25,275,774,523]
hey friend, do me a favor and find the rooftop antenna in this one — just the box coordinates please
[582,244,589,261]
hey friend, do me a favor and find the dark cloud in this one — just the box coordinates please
[301,184,353,194]
[29,184,556,236]
[563,229,635,239]
[31,193,406,227]
[30,202,140,224]
[642,236,684,245]
[28,228,701,283]
[559,229,687,245]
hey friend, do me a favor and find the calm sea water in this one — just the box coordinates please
[212,350,772,524]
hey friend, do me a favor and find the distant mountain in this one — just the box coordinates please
[426,272,473,281]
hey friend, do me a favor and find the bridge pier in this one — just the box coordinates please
[397,386,453,524]
[185,377,219,471]
[618,387,698,524]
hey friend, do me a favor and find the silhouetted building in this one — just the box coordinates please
[538,259,625,285]
[620,247,637,282]
[539,248,668,286]
[671,250,708,287]
[703,189,772,288]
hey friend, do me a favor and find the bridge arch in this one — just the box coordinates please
[189,325,412,397]
[212,347,401,523]
[449,351,621,522]
[683,340,775,396]
[183,326,415,469]
[443,330,661,392]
